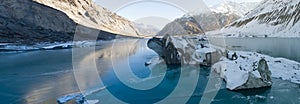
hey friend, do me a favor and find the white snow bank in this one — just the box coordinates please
[212,51,300,90]
[41,43,73,49]
[41,41,96,49]
[1,45,40,51]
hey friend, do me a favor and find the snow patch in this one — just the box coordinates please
[85,100,99,104]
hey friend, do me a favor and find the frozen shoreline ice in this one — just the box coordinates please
[0,41,99,51]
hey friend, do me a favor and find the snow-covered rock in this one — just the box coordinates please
[145,60,152,66]
[57,87,106,104]
[57,93,85,104]
[212,51,300,90]
[195,44,221,66]
[212,57,272,90]
[147,35,222,65]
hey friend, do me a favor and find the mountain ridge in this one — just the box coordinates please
[210,1,259,17]
[134,22,160,36]
[156,1,259,36]
[156,12,240,36]
[222,0,300,37]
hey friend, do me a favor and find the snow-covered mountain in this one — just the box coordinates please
[222,0,300,37]
[210,1,259,17]
[157,12,240,36]
[134,23,160,36]
[156,1,260,36]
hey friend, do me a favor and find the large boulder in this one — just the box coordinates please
[147,35,221,65]
[235,59,272,90]
[212,51,272,90]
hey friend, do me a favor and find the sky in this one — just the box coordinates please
[94,0,262,29]
[115,1,186,22]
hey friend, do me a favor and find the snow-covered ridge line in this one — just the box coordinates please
[210,1,260,17]
[222,0,300,37]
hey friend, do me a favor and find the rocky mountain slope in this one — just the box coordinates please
[0,0,140,44]
[222,0,300,37]
[157,12,240,36]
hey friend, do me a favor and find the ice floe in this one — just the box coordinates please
[57,87,106,104]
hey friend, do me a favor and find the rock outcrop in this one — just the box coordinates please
[0,0,140,44]
[147,35,221,65]
[147,35,181,64]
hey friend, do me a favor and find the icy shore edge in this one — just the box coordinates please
[0,41,99,51]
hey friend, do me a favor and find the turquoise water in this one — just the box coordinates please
[0,39,299,104]
[0,49,77,103]
[208,37,300,62]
